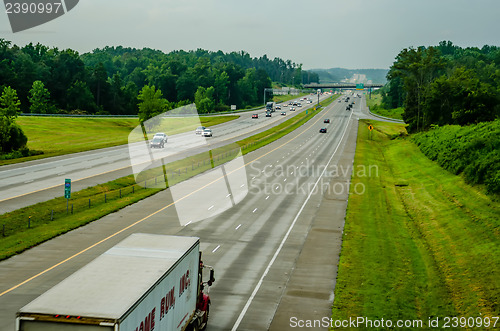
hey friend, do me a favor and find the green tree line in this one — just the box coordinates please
[413,119,500,194]
[382,41,500,132]
[0,39,318,116]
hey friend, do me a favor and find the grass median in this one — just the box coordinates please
[0,97,337,261]
[331,120,499,327]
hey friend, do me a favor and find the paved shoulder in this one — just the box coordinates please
[269,117,359,330]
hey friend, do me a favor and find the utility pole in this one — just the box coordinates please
[264,88,273,105]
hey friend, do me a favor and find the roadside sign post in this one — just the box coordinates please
[65,179,71,213]
[368,124,374,140]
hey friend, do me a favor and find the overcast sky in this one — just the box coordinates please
[1,0,499,70]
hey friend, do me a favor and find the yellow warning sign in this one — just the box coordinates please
[368,125,374,131]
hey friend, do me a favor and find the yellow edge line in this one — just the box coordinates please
[0,103,335,297]
[0,109,302,203]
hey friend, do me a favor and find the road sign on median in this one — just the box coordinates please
[64,179,71,199]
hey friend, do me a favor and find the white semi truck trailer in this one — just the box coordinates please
[16,234,215,331]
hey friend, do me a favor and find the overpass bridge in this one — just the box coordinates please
[303,83,384,89]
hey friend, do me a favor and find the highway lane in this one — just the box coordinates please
[0,94,356,330]
[0,94,328,213]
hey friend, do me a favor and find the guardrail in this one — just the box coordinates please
[366,107,405,123]
[19,93,314,118]
[19,113,139,118]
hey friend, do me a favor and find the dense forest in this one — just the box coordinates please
[0,39,319,117]
[381,41,500,132]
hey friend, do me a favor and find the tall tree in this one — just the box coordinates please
[194,86,215,114]
[28,80,51,114]
[108,73,126,115]
[0,86,21,120]
[137,85,169,130]
[89,62,109,109]
[214,71,229,105]
[0,39,15,89]
[388,46,445,132]
[0,86,26,153]
[47,49,86,109]
[66,80,97,113]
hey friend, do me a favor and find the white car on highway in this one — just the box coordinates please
[153,132,168,143]
[195,126,206,135]
[202,128,213,137]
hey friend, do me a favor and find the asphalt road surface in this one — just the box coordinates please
[0,94,391,330]
[0,95,328,214]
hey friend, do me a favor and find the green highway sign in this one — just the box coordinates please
[64,179,71,199]
[356,83,364,90]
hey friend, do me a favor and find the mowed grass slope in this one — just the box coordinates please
[365,94,404,120]
[17,117,138,155]
[6,115,238,164]
[332,120,499,327]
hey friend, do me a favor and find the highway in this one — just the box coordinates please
[0,95,328,214]
[0,94,385,330]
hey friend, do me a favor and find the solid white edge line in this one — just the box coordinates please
[230,109,353,331]
[212,245,221,253]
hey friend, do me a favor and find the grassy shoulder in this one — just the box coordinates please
[0,97,337,261]
[332,119,499,326]
[0,177,162,260]
[2,115,239,165]
[366,94,404,120]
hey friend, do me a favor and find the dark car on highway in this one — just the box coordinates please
[319,128,327,133]
[266,112,272,117]
[324,119,330,123]
[252,113,258,119]
[150,136,165,148]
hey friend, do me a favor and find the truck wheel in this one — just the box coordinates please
[200,304,210,330]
